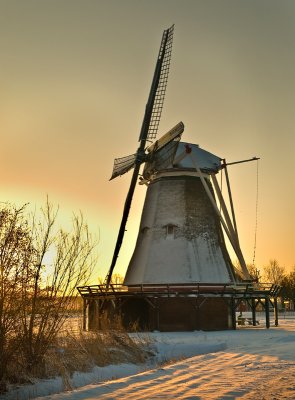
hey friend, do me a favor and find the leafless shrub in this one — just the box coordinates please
[0,204,33,391]
[263,259,285,285]
[0,200,97,392]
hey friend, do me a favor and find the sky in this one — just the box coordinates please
[1,0,294,282]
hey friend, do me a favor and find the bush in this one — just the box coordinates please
[0,200,97,392]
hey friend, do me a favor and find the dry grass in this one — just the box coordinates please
[1,316,154,394]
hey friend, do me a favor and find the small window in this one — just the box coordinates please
[164,224,177,239]
[167,225,174,235]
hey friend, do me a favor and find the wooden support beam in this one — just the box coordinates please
[83,298,87,331]
[155,298,160,331]
[265,297,270,329]
[251,298,257,327]
[211,174,249,279]
[223,161,239,237]
[211,174,239,243]
[189,153,250,280]
[231,297,236,330]
[274,297,279,327]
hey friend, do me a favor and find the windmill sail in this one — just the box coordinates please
[141,25,174,141]
[142,121,184,181]
[146,121,184,153]
[111,121,184,181]
[110,153,137,180]
[105,25,175,286]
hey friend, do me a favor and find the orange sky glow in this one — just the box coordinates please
[1,0,294,283]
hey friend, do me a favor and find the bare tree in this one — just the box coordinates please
[282,265,295,308]
[263,259,285,285]
[20,200,97,374]
[0,200,97,389]
[0,204,36,388]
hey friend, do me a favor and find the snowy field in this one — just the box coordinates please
[1,314,295,400]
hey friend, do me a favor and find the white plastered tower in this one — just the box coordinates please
[124,142,244,286]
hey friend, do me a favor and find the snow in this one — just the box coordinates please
[1,315,295,399]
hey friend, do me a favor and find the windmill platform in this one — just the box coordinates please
[77,282,280,331]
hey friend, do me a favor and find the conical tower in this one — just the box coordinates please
[124,142,237,286]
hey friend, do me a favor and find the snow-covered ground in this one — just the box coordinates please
[1,314,295,399]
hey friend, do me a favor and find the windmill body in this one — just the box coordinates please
[98,24,248,331]
[77,26,280,332]
[124,143,236,286]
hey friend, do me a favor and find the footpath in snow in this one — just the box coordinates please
[1,316,295,399]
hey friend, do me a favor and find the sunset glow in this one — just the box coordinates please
[1,0,294,283]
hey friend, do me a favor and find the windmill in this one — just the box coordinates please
[105,24,177,286]
[105,19,251,287]
[78,26,281,332]
[103,24,252,328]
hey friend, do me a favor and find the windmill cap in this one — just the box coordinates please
[173,142,222,172]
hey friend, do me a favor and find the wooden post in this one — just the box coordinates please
[194,298,199,331]
[274,297,279,326]
[154,297,160,331]
[231,297,236,330]
[83,298,87,331]
[251,298,257,326]
[265,297,270,329]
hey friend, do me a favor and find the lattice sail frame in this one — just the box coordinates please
[145,25,174,141]
[110,25,174,181]
[110,153,136,180]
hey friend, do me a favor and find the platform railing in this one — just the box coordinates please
[77,281,280,298]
